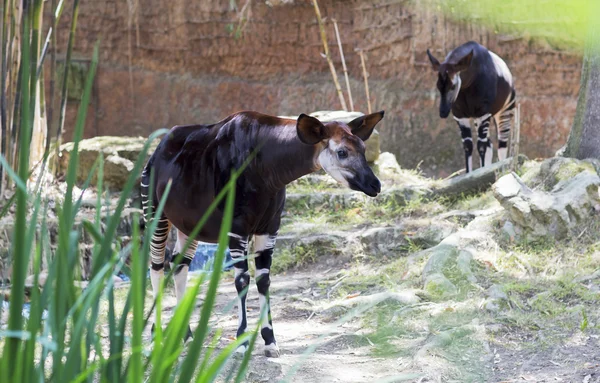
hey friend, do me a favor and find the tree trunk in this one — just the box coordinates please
[564,5,600,159]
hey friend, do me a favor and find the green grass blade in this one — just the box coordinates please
[178,174,237,383]
[196,333,252,383]
[128,210,145,383]
[3,1,32,378]
[54,0,80,158]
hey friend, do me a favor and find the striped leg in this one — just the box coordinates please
[229,232,250,354]
[455,118,473,173]
[170,230,198,342]
[475,114,493,167]
[254,233,279,357]
[496,96,515,161]
[140,166,172,300]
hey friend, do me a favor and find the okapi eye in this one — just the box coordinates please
[337,149,348,159]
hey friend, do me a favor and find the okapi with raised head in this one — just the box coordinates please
[426,41,516,173]
[141,110,384,357]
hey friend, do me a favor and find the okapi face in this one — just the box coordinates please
[296,111,384,197]
[426,48,474,118]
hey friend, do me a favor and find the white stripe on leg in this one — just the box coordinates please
[485,146,493,167]
[498,147,508,161]
[150,269,163,299]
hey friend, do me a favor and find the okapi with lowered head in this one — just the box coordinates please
[427,41,516,173]
[141,110,384,357]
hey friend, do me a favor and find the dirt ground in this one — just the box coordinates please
[146,264,600,383]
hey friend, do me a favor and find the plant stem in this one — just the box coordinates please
[332,18,353,111]
[311,0,347,111]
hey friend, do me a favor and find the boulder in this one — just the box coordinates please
[420,241,479,297]
[424,273,458,298]
[492,157,600,239]
[57,136,160,190]
[359,226,407,255]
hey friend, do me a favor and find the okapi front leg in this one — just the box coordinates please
[475,115,493,167]
[229,232,250,354]
[171,230,198,342]
[455,118,473,173]
[254,233,279,357]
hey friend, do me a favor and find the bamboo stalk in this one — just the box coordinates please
[331,18,353,111]
[356,49,372,114]
[511,103,521,172]
[43,0,56,161]
[0,0,10,193]
[54,0,80,170]
[311,0,347,111]
[28,0,45,167]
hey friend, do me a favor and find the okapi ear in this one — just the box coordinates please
[348,111,385,141]
[451,49,474,72]
[296,114,329,145]
[426,49,440,71]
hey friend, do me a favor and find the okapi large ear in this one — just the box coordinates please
[348,111,385,141]
[426,49,440,71]
[296,114,329,145]
[451,49,474,72]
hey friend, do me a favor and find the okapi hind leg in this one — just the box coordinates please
[141,166,171,302]
[171,230,198,342]
[496,109,514,161]
[229,232,250,354]
[475,115,493,167]
[254,233,279,358]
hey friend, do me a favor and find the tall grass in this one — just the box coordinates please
[0,2,259,382]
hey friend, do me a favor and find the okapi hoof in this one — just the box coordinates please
[264,343,280,358]
[234,342,249,355]
[184,325,193,343]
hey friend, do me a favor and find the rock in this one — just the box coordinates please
[483,285,508,312]
[407,219,458,249]
[57,136,160,190]
[424,273,458,298]
[373,152,402,179]
[501,220,517,242]
[492,158,600,239]
[422,244,459,278]
[486,284,508,301]
[420,241,479,295]
[360,226,407,255]
[457,250,477,283]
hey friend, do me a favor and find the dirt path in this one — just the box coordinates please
[188,269,414,383]
[143,263,600,383]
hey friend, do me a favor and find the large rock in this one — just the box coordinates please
[492,157,600,239]
[57,136,160,190]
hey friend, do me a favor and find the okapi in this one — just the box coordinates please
[426,41,516,173]
[141,110,384,357]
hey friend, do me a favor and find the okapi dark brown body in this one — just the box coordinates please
[141,110,385,357]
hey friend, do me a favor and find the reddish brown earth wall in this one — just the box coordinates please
[55,0,582,177]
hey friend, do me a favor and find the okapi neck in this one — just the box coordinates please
[255,125,322,191]
[459,67,476,89]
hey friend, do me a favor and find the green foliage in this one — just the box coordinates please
[0,32,256,383]
[431,0,594,51]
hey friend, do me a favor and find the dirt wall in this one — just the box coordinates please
[55,0,582,177]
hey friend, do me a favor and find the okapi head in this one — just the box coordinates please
[426,48,474,118]
[296,111,385,197]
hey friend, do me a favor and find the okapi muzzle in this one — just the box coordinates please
[296,111,385,197]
